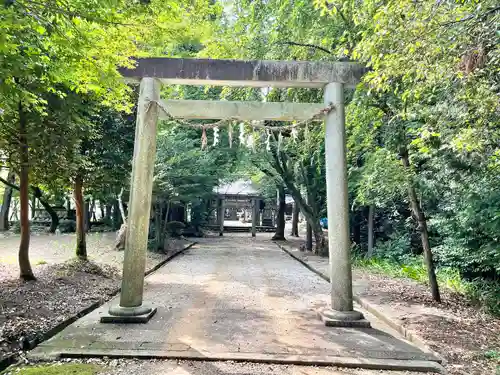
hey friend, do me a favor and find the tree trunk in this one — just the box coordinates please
[31,194,36,219]
[74,173,87,260]
[10,199,19,221]
[117,189,127,223]
[401,150,441,303]
[37,196,59,233]
[311,221,327,256]
[0,171,15,231]
[161,201,171,244]
[105,203,112,220]
[272,186,286,241]
[155,201,162,250]
[32,187,59,233]
[112,199,122,230]
[84,199,90,232]
[290,202,299,237]
[366,205,375,258]
[306,223,313,251]
[18,102,35,281]
[90,199,97,222]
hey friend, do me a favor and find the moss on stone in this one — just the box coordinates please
[2,363,102,375]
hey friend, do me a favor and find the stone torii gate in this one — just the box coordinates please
[102,57,369,327]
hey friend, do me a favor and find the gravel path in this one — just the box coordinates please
[33,235,438,373]
[99,358,428,375]
[0,358,431,375]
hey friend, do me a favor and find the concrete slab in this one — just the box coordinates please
[30,236,443,373]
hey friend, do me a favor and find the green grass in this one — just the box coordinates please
[1,363,102,375]
[35,259,48,265]
[483,351,500,375]
[485,350,500,360]
[354,255,500,316]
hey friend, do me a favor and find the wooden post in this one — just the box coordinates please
[219,197,225,236]
[104,78,161,323]
[319,82,369,327]
[251,198,257,237]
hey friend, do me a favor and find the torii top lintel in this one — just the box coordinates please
[120,58,367,88]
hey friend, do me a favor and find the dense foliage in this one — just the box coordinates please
[201,0,500,306]
[0,0,217,277]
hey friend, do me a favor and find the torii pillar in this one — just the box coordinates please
[318,82,370,328]
[101,77,160,323]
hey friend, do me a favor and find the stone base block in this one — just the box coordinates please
[101,305,157,324]
[318,308,371,328]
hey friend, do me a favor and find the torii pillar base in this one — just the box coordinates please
[101,305,157,324]
[318,308,371,328]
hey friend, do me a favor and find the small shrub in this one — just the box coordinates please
[59,219,76,233]
[437,267,466,294]
[372,232,413,261]
[35,259,47,265]
[165,221,185,237]
[464,279,500,316]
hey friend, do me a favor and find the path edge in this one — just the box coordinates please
[48,349,445,373]
[274,241,447,366]
[1,242,197,372]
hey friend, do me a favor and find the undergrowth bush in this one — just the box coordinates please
[371,232,413,261]
[354,255,500,316]
[58,219,76,233]
[165,221,185,237]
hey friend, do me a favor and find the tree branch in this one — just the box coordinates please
[324,2,350,26]
[440,6,500,27]
[0,176,19,191]
[117,188,127,224]
[279,41,333,55]
[18,0,141,27]
[1,177,55,213]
